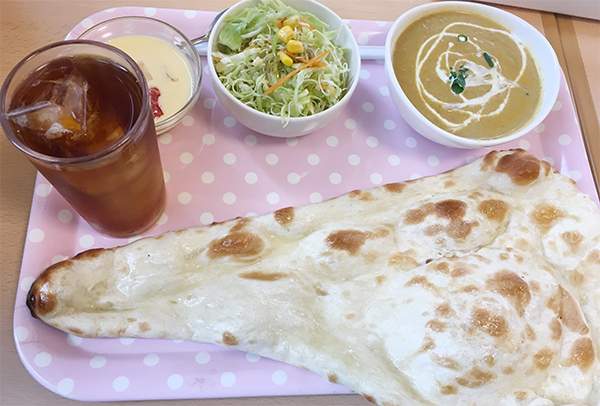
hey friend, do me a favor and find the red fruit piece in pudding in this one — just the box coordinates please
[149,87,164,119]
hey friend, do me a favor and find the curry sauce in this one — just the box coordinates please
[392,11,542,139]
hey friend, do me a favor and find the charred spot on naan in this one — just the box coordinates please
[362,394,377,404]
[502,365,515,375]
[524,324,537,341]
[485,270,531,317]
[387,250,419,270]
[403,199,483,242]
[560,230,584,253]
[349,190,375,200]
[207,231,265,260]
[430,353,462,370]
[567,337,595,371]
[532,347,554,370]
[546,285,589,335]
[273,207,294,227]
[383,182,406,193]
[484,149,547,186]
[428,257,473,277]
[26,255,81,318]
[222,331,239,346]
[456,365,497,388]
[439,384,459,395]
[325,230,369,254]
[483,354,496,367]
[435,302,456,318]
[238,271,288,281]
[426,319,447,332]
[531,203,564,233]
[405,275,437,291]
[548,318,563,341]
[496,152,541,186]
[324,228,390,255]
[471,307,510,339]
[478,199,509,223]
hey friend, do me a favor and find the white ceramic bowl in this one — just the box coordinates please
[79,17,202,135]
[207,0,360,138]
[384,1,560,149]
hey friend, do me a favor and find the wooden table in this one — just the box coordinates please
[1,1,598,405]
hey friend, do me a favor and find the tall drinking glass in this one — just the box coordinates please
[1,40,166,238]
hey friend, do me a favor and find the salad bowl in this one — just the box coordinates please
[207,0,361,138]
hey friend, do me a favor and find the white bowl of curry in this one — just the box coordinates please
[385,1,560,148]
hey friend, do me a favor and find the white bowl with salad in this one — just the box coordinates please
[207,0,360,137]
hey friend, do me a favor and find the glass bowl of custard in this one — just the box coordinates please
[79,16,202,135]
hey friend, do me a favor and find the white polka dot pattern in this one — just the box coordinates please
[220,372,236,387]
[144,354,160,366]
[14,326,29,342]
[246,353,261,362]
[79,235,94,248]
[90,356,107,369]
[66,334,83,347]
[182,116,194,127]
[50,255,67,265]
[21,10,598,403]
[34,352,52,367]
[58,210,73,223]
[113,376,129,392]
[223,192,236,205]
[28,228,45,243]
[57,378,75,396]
[195,352,211,364]
[35,183,52,197]
[20,276,35,292]
[168,374,184,389]
[272,370,288,385]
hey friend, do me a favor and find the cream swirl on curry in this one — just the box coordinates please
[393,11,542,140]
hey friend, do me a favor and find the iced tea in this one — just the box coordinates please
[1,41,166,238]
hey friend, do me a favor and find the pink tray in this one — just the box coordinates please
[13,6,599,402]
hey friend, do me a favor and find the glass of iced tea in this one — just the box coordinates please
[0,40,166,238]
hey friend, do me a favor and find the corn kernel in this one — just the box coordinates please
[286,40,304,54]
[277,26,294,43]
[278,51,294,66]
[283,15,300,28]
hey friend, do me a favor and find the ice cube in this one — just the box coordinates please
[8,102,82,139]
[50,68,90,131]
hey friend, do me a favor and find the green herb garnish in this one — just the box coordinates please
[483,52,494,68]
[448,66,469,95]
[457,34,468,43]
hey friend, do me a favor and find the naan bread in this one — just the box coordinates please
[27,150,600,406]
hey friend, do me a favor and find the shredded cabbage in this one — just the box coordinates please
[212,0,350,124]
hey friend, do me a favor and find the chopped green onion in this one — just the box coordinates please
[457,34,468,43]
[483,52,494,68]
[448,66,468,95]
[451,75,466,94]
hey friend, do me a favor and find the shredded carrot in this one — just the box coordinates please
[265,49,331,95]
[321,83,333,94]
[275,22,283,29]
[244,45,260,51]
[281,50,326,67]
[300,17,315,30]
[296,56,326,66]
[282,49,297,59]
[212,56,222,62]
